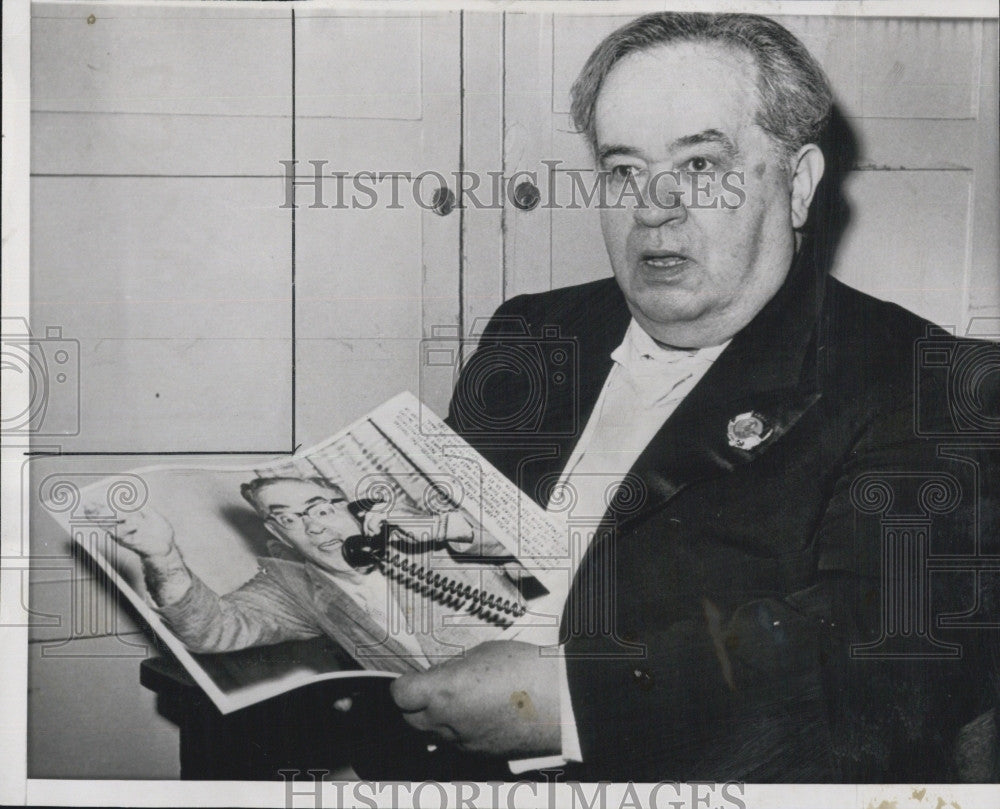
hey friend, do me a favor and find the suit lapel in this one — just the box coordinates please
[619,371,822,527]
[609,247,828,529]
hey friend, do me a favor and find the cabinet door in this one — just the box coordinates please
[293,9,461,446]
[501,11,999,333]
[31,2,295,453]
[30,4,462,453]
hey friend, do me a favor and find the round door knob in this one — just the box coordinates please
[431,186,456,217]
[512,180,541,211]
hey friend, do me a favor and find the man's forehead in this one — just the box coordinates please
[255,479,334,507]
[594,41,761,152]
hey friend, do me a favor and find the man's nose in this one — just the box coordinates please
[303,514,327,533]
[633,176,688,228]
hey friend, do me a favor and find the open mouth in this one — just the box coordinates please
[641,251,689,269]
[316,539,343,552]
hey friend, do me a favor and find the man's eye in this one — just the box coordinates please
[608,165,642,182]
[684,156,715,172]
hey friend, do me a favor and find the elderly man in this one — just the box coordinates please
[389,12,999,781]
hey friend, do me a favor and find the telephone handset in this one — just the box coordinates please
[340,517,526,625]
[340,532,385,574]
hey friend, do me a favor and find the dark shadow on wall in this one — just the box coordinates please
[805,103,859,276]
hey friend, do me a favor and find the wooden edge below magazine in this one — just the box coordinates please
[139,654,360,780]
[139,654,516,782]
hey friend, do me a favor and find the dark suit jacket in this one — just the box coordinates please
[446,242,1000,782]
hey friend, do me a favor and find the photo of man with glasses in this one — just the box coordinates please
[90,475,491,673]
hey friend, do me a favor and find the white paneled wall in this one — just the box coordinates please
[31,3,294,454]
[292,9,461,445]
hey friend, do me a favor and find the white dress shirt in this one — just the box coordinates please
[509,318,729,772]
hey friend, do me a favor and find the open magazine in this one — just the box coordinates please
[42,393,572,714]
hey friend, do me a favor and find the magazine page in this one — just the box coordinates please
[372,393,572,580]
[370,393,578,637]
[42,463,398,715]
[244,393,545,656]
[41,393,544,713]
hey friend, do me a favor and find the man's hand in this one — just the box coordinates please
[84,503,192,605]
[85,504,176,558]
[389,640,562,757]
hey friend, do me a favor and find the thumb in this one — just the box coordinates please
[389,670,435,712]
[362,511,387,536]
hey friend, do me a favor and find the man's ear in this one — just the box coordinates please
[789,143,825,230]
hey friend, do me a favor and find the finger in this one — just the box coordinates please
[441,513,476,546]
[443,531,476,551]
[389,671,435,713]
[113,519,138,541]
[105,527,133,547]
[397,709,460,742]
[363,512,386,536]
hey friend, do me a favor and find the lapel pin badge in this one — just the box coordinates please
[727,411,773,451]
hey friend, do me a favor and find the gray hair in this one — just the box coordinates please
[570,12,832,159]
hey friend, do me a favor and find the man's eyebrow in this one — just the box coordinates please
[597,131,738,165]
[596,144,643,164]
[669,129,738,155]
[266,496,328,512]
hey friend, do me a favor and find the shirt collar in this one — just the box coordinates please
[611,318,729,372]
